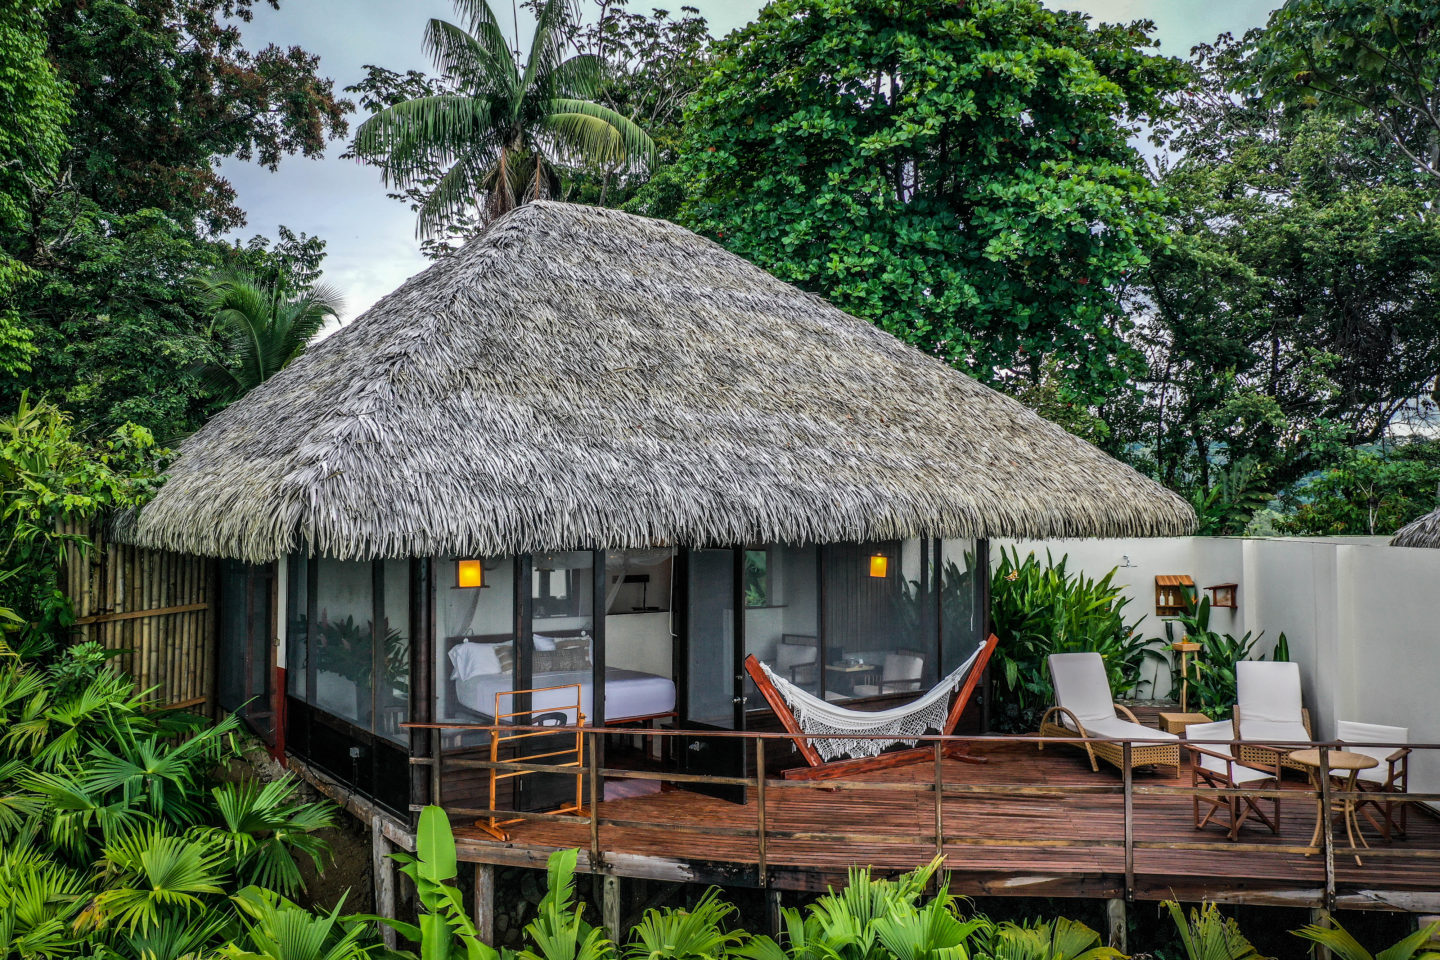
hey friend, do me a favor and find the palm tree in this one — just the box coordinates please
[197,271,343,399]
[352,0,655,236]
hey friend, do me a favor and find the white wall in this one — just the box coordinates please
[997,535,1439,802]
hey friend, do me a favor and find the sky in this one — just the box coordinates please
[220,0,1279,322]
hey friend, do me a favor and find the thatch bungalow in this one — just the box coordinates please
[1392,508,1440,548]
[124,201,1192,816]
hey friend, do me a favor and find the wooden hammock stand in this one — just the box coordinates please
[744,632,1001,782]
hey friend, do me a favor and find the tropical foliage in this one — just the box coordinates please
[351,0,655,242]
[1116,28,1440,517]
[1162,597,1287,718]
[195,270,344,402]
[0,643,346,958]
[672,0,1187,413]
[0,396,163,654]
[988,549,1159,732]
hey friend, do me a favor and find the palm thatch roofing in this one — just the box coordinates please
[125,201,1195,563]
[1391,508,1440,548]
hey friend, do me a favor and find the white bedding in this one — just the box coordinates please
[455,668,675,724]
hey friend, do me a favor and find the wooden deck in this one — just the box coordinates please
[450,739,1440,911]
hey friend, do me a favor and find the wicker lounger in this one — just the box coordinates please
[1232,661,1313,774]
[1038,652,1181,778]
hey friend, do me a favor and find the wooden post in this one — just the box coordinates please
[755,738,767,888]
[1321,745,1336,911]
[1105,899,1127,953]
[1309,907,1333,960]
[766,889,783,939]
[1122,741,1134,900]
[602,874,621,941]
[474,863,495,945]
[372,818,397,949]
[933,739,945,860]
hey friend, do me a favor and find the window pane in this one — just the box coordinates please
[286,554,308,698]
[435,556,514,724]
[376,560,410,744]
[744,545,819,696]
[313,558,373,729]
[820,540,935,700]
[687,549,735,727]
[940,539,983,672]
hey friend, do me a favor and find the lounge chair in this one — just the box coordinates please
[1233,661,1313,774]
[1038,652,1181,777]
[1184,719,1281,840]
[1337,720,1411,840]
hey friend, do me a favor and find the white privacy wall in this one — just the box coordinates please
[995,536,1440,800]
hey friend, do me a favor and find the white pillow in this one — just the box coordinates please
[532,633,558,651]
[449,641,502,681]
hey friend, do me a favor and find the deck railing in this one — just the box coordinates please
[402,723,1440,909]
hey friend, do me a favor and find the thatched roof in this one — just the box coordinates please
[1391,508,1440,548]
[125,201,1195,562]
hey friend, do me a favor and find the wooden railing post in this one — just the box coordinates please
[588,729,602,873]
[755,738,767,888]
[933,739,945,861]
[1321,744,1335,911]
[1122,740,1134,900]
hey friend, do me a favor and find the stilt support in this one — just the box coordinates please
[474,863,495,945]
[767,889,783,939]
[1309,907,1333,960]
[603,875,621,940]
[1104,898,1126,953]
[372,818,397,950]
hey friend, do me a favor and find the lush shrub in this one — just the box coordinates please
[0,643,344,958]
[989,549,1161,732]
[1162,597,1288,718]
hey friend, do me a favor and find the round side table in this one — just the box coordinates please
[1287,748,1379,865]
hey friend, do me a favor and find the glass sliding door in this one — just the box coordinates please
[434,556,515,729]
[743,544,820,698]
[819,539,936,700]
[679,548,745,800]
[217,559,275,743]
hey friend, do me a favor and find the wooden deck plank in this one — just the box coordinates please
[451,741,1440,907]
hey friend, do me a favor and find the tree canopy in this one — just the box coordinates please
[1116,36,1440,499]
[670,0,1188,410]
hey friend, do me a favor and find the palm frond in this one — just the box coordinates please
[353,95,496,184]
[519,0,579,101]
[424,18,517,98]
[546,99,655,169]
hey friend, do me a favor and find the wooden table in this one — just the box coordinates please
[1157,711,1212,735]
[1288,748,1380,865]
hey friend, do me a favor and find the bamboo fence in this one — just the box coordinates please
[59,519,215,710]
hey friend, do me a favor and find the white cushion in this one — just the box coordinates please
[883,653,925,682]
[1049,652,1117,724]
[1338,720,1407,784]
[1077,714,1178,743]
[449,641,502,680]
[1236,661,1303,724]
[1185,720,1236,744]
[532,633,558,651]
[1186,720,1271,784]
[1195,751,1274,785]
[1238,718,1310,744]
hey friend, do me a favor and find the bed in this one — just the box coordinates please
[446,632,675,724]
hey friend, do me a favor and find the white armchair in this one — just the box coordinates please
[853,653,925,697]
[1337,720,1411,840]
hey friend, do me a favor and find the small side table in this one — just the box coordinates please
[1158,711,1213,735]
[1288,748,1379,865]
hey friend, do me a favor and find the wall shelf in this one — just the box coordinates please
[1154,574,1195,617]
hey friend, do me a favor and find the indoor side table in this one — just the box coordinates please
[1157,711,1212,735]
[1288,748,1379,866]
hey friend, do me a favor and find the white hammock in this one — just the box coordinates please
[758,642,986,761]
